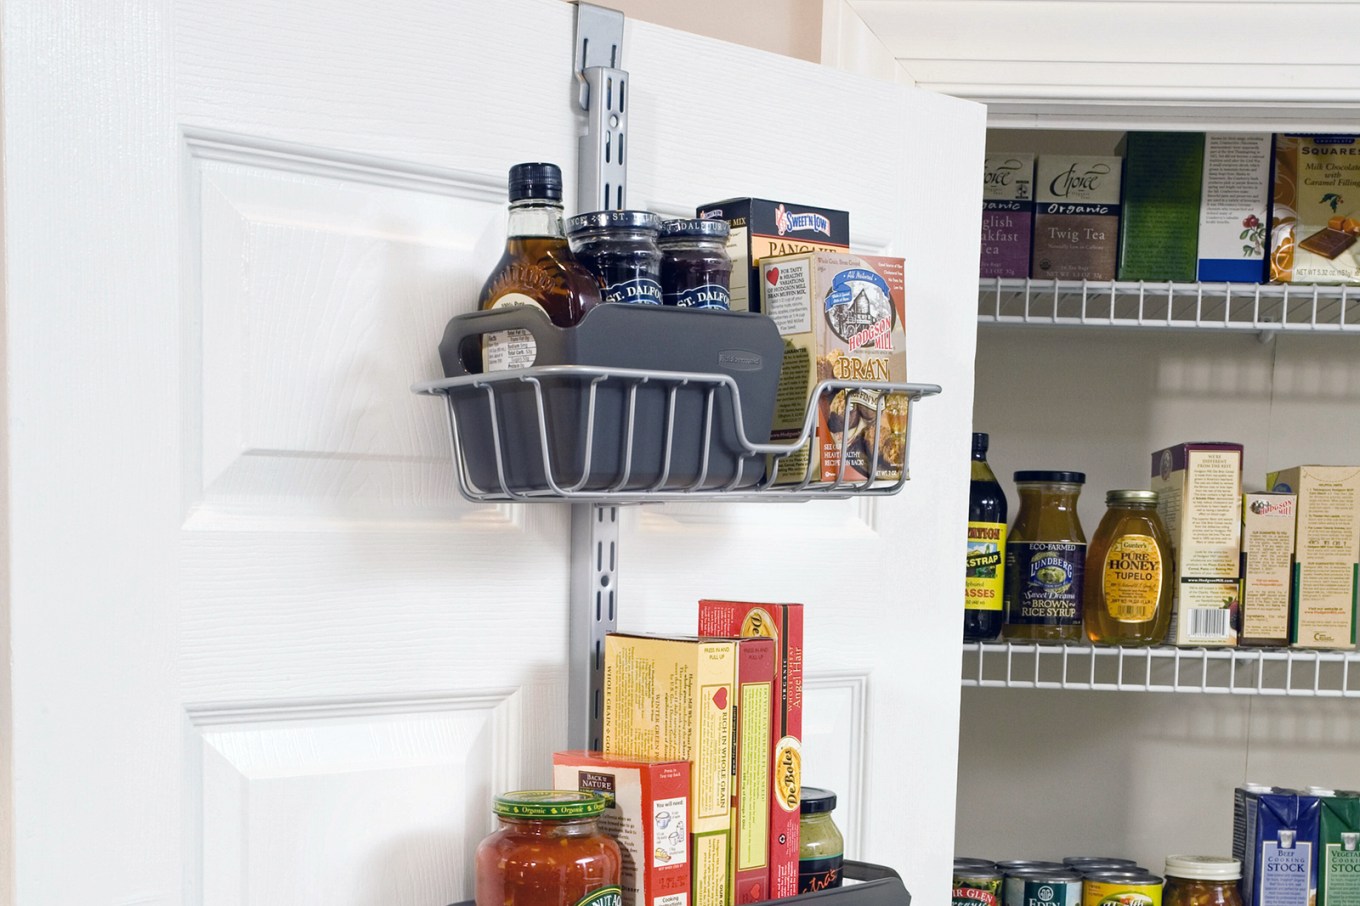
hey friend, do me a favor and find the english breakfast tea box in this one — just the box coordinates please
[1031,155,1123,281]
[1151,442,1244,647]
[981,153,1035,278]
[553,752,692,906]
[1198,133,1273,282]
[1266,465,1360,649]
[698,600,804,899]
[603,634,735,906]
[759,251,907,485]
[1118,132,1204,282]
[696,198,850,313]
[1240,493,1297,647]
[1270,135,1360,284]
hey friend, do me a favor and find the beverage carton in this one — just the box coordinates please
[1319,792,1360,906]
[1031,155,1123,281]
[730,637,776,904]
[553,752,692,906]
[698,600,804,899]
[1243,790,1321,906]
[759,251,908,485]
[981,153,1035,278]
[696,197,850,314]
[603,634,736,906]
[1198,133,1272,282]
[1240,493,1297,647]
[1151,442,1244,646]
[1266,465,1360,648]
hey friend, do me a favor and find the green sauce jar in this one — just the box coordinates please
[799,787,844,892]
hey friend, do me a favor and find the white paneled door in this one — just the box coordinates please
[2,2,983,903]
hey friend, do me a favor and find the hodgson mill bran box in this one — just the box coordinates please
[759,251,908,485]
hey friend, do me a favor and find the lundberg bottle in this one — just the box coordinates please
[478,162,603,372]
[1002,470,1087,642]
[965,432,1007,642]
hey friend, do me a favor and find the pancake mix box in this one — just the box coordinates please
[553,752,691,906]
[759,251,907,485]
[1270,135,1360,284]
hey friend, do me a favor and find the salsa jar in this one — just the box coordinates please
[475,790,622,906]
[1163,856,1242,906]
[1002,471,1087,643]
[658,218,732,309]
[798,787,844,892]
[567,210,664,306]
[1084,489,1174,646]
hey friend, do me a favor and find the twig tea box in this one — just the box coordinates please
[1198,133,1272,282]
[981,153,1035,278]
[1031,155,1123,281]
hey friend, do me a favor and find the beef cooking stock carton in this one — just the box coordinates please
[1031,154,1123,281]
[1151,442,1244,646]
[695,197,850,314]
[697,600,804,899]
[758,252,907,486]
[1242,789,1321,906]
[1271,134,1360,284]
[602,634,737,906]
[553,752,692,906]
[1266,465,1360,649]
[980,153,1036,278]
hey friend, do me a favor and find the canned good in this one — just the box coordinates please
[1064,857,1140,869]
[1069,860,1144,873]
[567,210,664,306]
[954,865,1004,906]
[1004,867,1084,906]
[998,860,1067,873]
[1082,870,1163,906]
[956,858,1000,870]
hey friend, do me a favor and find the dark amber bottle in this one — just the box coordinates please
[478,162,603,371]
[964,432,1007,642]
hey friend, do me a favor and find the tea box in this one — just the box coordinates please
[1118,132,1205,282]
[758,251,908,485]
[553,752,692,906]
[1239,493,1297,647]
[1150,442,1244,646]
[695,197,849,313]
[1198,133,1272,282]
[981,153,1035,278]
[1031,155,1123,281]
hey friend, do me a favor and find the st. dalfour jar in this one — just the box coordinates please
[658,218,732,309]
[567,210,664,306]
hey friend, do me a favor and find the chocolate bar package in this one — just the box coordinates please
[1031,155,1123,281]
[1199,133,1273,282]
[1242,790,1321,906]
[1270,134,1360,284]
[981,153,1035,278]
[1118,132,1205,282]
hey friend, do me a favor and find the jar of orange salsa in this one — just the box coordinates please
[476,791,622,906]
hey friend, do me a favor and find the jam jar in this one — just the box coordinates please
[475,790,622,906]
[658,218,732,309]
[567,210,664,306]
[798,787,844,892]
[1002,470,1087,643]
[1163,856,1242,906]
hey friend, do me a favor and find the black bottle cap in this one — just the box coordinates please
[1014,470,1086,484]
[799,786,837,814]
[508,162,563,202]
[972,432,989,455]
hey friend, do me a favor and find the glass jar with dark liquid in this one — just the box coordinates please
[658,218,732,309]
[568,210,663,305]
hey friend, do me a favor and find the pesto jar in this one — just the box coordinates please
[1163,856,1242,906]
[799,787,844,892]
[1084,489,1174,646]
[1002,471,1087,643]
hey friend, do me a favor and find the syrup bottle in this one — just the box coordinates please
[964,432,1007,641]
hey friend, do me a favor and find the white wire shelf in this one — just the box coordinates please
[962,641,1360,697]
[978,278,1360,333]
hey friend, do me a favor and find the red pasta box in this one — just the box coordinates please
[698,601,804,899]
[553,751,692,906]
[731,637,777,904]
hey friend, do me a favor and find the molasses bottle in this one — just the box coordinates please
[964,432,1007,641]
[478,162,603,372]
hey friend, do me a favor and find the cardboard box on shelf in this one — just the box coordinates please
[1197,133,1272,282]
[1031,154,1123,281]
[981,153,1036,279]
[1240,493,1297,647]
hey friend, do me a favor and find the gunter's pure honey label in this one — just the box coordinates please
[1101,534,1163,622]
[965,521,1006,613]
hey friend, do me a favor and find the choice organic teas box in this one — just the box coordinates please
[603,634,736,906]
[696,198,850,313]
[1266,465,1360,649]
[981,153,1035,278]
[1198,133,1273,282]
[698,600,804,900]
[1118,132,1205,282]
[729,637,776,905]
[1031,155,1123,281]
[759,251,907,485]
[1270,135,1360,284]
[1151,442,1244,646]
[553,752,691,906]
[1240,493,1297,647]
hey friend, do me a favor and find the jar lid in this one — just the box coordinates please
[1164,855,1241,881]
[799,786,837,814]
[660,218,729,240]
[508,162,563,202]
[1106,489,1158,505]
[567,210,663,235]
[493,790,607,819]
[1013,470,1086,484]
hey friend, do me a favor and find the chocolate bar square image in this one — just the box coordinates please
[1298,227,1358,260]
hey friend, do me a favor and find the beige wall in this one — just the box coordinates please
[607,0,822,62]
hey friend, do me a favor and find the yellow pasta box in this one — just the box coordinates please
[603,634,736,906]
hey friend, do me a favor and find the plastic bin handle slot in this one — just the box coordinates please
[439,306,561,378]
